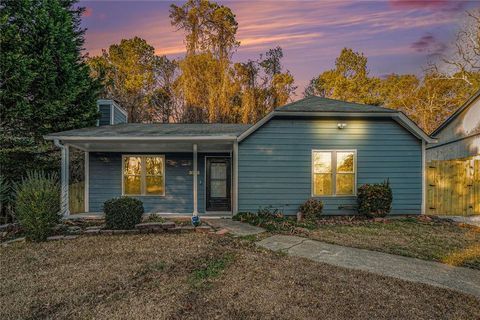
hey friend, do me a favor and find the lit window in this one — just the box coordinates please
[312,150,356,196]
[123,155,165,196]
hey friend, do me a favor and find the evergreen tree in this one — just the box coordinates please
[0,0,100,182]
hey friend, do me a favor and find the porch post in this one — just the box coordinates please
[233,141,239,214]
[84,151,89,213]
[421,140,426,215]
[193,143,198,215]
[55,140,70,217]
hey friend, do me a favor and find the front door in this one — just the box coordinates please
[206,157,231,212]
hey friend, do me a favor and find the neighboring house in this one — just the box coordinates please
[427,90,480,161]
[426,90,480,216]
[45,96,434,217]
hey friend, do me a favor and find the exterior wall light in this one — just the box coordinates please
[337,123,347,129]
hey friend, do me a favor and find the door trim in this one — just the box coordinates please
[204,156,232,213]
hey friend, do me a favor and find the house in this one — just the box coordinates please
[427,90,480,161]
[426,90,480,215]
[44,96,434,217]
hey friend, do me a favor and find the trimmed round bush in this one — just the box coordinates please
[357,180,392,218]
[104,197,144,230]
[299,198,324,220]
[14,171,61,242]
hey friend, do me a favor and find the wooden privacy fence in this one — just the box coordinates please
[69,181,85,214]
[427,159,480,216]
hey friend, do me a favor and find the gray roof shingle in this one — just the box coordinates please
[277,95,396,113]
[46,123,251,138]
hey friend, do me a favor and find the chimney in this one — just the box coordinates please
[96,99,128,126]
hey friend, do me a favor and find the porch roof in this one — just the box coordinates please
[44,123,251,140]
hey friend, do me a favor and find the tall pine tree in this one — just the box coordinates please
[0,0,100,182]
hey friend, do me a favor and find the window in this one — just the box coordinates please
[123,155,165,196]
[312,150,356,196]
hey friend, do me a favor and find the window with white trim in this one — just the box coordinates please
[312,150,356,196]
[123,155,165,196]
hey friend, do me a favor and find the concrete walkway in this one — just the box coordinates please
[207,219,265,236]
[257,235,480,298]
[438,215,480,227]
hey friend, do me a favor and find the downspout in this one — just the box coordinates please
[54,139,70,217]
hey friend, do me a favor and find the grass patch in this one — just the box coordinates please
[236,212,480,270]
[0,233,478,319]
[189,253,234,288]
[309,218,480,270]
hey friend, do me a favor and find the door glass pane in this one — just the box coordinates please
[313,173,332,195]
[337,152,354,172]
[146,157,163,176]
[146,176,164,195]
[313,152,331,173]
[211,163,227,179]
[124,157,141,175]
[124,176,141,195]
[211,180,226,198]
[336,173,354,195]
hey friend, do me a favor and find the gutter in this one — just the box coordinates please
[44,135,238,142]
[426,132,480,150]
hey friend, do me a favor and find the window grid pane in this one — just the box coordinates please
[313,173,333,196]
[336,173,355,195]
[146,157,164,176]
[337,152,354,173]
[313,152,332,173]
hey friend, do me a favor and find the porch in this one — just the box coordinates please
[45,124,247,217]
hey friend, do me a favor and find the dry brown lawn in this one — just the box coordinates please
[1,233,479,320]
[308,218,480,270]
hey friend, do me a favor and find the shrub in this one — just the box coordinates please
[233,208,317,233]
[104,197,144,230]
[14,171,61,241]
[257,206,283,219]
[357,180,392,218]
[299,198,323,220]
[0,175,15,224]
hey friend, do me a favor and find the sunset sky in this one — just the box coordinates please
[80,0,479,97]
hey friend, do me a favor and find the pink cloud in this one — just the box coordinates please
[83,7,93,17]
[389,0,465,12]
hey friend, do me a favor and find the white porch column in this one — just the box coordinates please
[233,141,239,214]
[421,140,426,215]
[193,143,198,215]
[55,140,70,217]
[84,151,89,213]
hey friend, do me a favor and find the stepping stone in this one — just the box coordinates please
[207,219,265,237]
[195,225,212,233]
[215,228,230,235]
[135,222,163,230]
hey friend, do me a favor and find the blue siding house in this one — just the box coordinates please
[45,96,435,217]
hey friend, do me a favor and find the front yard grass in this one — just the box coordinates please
[309,217,480,270]
[236,213,480,270]
[1,233,479,319]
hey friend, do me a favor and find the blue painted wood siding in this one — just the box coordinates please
[98,104,111,125]
[113,106,127,124]
[88,152,225,213]
[238,117,422,215]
